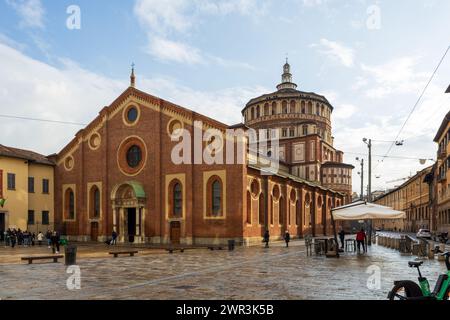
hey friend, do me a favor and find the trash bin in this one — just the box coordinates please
[65,245,77,265]
[228,240,235,251]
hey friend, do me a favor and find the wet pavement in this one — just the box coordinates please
[0,241,448,300]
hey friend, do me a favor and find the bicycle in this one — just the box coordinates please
[388,251,450,300]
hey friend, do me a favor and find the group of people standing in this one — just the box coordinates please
[263,227,368,253]
[3,229,62,253]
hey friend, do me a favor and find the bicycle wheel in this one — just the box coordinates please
[388,281,423,300]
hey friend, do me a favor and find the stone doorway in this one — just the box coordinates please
[111,181,146,243]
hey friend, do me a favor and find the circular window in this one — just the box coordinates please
[250,180,260,197]
[123,105,140,126]
[127,107,138,122]
[126,145,142,168]
[167,118,184,137]
[290,189,296,202]
[272,185,280,200]
[117,136,147,176]
[64,156,74,171]
[89,133,101,150]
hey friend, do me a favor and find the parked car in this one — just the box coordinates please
[416,229,432,239]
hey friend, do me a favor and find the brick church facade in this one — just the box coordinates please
[54,62,353,245]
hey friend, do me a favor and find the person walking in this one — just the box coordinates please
[356,228,367,254]
[284,231,291,248]
[111,230,118,245]
[338,228,346,249]
[10,229,16,248]
[51,231,60,254]
[263,230,270,248]
[37,231,44,246]
[46,230,52,248]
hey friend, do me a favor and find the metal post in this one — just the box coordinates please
[360,159,364,200]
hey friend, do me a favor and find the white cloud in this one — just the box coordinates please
[0,40,265,155]
[302,0,325,7]
[311,38,355,67]
[134,0,263,67]
[146,37,204,65]
[6,0,45,29]
[360,56,430,98]
[332,103,357,120]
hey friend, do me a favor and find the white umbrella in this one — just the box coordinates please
[329,201,406,257]
[332,201,406,221]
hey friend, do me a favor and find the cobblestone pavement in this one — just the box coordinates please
[0,241,447,300]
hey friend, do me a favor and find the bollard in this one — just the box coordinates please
[428,248,435,260]
[412,244,419,255]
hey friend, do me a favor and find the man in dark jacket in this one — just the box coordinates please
[263,230,270,248]
[51,231,60,254]
[284,231,291,247]
[338,228,346,249]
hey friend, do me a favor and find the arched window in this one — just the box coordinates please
[264,103,269,116]
[259,194,265,225]
[173,183,182,216]
[316,103,320,115]
[246,191,252,224]
[282,101,288,114]
[307,102,313,114]
[251,107,255,119]
[279,197,285,226]
[272,102,277,115]
[212,180,222,216]
[290,100,296,113]
[256,105,260,118]
[89,185,100,219]
[65,188,75,220]
[301,101,306,114]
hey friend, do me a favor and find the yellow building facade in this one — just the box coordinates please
[374,166,432,232]
[0,145,54,236]
[434,111,450,233]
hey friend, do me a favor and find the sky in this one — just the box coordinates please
[0,0,449,194]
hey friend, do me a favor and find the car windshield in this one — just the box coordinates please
[420,230,430,233]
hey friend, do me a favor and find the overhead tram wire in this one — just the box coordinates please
[344,151,434,162]
[375,45,450,171]
[0,114,87,126]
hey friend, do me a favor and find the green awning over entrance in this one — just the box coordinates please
[126,181,146,198]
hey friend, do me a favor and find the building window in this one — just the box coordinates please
[42,179,49,194]
[246,191,252,224]
[212,180,222,216]
[65,188,75,220]
[7,173,15,190]
[89,186,100,219]
[259,194,265,225]
[42,211,49,225]
[272,102,277,115]
[28,177,35,193]
[282,128,287,137]
[282,101,288,114]
[173,182,182,216]
[290,128,295,137]
[28,210,35,225]
[302,125,308,136]
[126,145,142,168]
[127,106,138,123]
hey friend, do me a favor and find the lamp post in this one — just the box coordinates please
[363,138,373,245]
[356,157,364,200]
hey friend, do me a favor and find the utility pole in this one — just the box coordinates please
[356,157,364,200]
[363,138,373,245]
